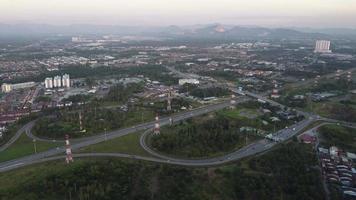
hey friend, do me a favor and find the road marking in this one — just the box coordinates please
[0,162,24,170]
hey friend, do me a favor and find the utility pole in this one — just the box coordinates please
[33,139,37,153]
[167,88,172,111]
[154,114,160,134]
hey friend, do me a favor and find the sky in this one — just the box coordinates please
[1,0,356,28]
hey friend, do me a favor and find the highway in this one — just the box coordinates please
[1,86,355,173]
[138,116,317,166]
[0,116,317,172]
[0,98,247,172]
[0,120,36,152]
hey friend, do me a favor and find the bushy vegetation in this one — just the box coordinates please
[318,124,356,151]
[150,112,262,158]
[220,143,324,200]
[32,105,154,139]
[328,104,356,122]
[61,94,92,103]
[105,83,144,103]
[0,142,325,200]
[149,101,302,158]
[189,87,230,98]
[0,113,40,146]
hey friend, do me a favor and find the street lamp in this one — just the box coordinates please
[33,139,37,153]
[99,118,107,142]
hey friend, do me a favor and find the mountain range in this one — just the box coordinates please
[0,23,355,40]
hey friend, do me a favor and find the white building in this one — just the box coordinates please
[53,76,62,88]
[44,77,53,89]
[178,79,200,86]
[1,82,36,93]
[1,84,12,93]
[314,40,332,53]
[62,74,70,88]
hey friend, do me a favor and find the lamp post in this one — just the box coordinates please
[33,139,37,153]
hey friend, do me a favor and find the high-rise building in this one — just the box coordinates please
[44,77,53,89]
[62,74,70,88]
[53,76,62,88]
[314,40,332,53]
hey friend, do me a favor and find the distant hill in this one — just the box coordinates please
[0,23,344,40]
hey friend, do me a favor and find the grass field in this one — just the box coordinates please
[318,124,356,152]
[0,133,60,163]
[76,131,151,157]
[218,108,261,119]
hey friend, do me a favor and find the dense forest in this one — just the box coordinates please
[149,113,261,158]
[149,101,301,158]
[189,87,230,98]
[0,142,325,200]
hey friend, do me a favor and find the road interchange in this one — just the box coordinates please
[1,90,355,173]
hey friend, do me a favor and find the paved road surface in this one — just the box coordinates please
[0,98,247,172]
[1,88,355,172]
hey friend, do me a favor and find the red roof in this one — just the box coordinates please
[300,134,317,143]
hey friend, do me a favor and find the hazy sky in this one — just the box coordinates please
[1,0,356,27]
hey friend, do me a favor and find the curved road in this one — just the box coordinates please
[0,120,36,152]
[2,91,356,173]
[0,98,247,172]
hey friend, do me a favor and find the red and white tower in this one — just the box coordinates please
[271,81,280,99]
[154,114,160,134]
[65,134,74,163]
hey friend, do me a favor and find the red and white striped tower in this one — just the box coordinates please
[154,114,160,134]
[65,134,74,163]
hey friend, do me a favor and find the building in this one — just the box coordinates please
[314,40,332,53]
[1,82,36,93]
[270,89,280,99]
[299,134,317,144]
[44,78,53,89]
[62,74,70,88]
[1,84,12,93]
[53,76,62,88]
[178,79,200,86]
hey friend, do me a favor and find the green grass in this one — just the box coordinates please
[318,124,356,152]
[0,133,61,163]
[76,131,151,157]
[219,108,260,119]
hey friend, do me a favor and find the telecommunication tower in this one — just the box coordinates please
[65,134,74,164]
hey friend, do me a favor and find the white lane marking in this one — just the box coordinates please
[0,162,24,170]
